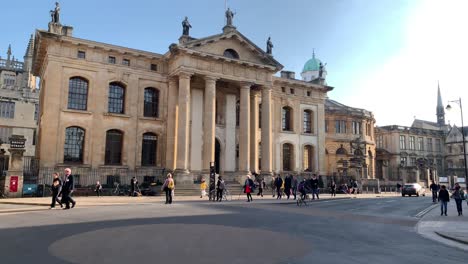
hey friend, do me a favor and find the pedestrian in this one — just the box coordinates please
[95,181,102,197]
[438,185,450,216]
[452,183,464,216]
[298,179,307,200]
[284,174,292,199]
[430,180,438,203]
[216,176,225,202]
[310,174,319,200]
[256,176,264,197]
[275,176,283,199]
[62,168,76,210]
[244,175,255,202]
[130,176,138,197]
[162,173,175,204]
[200,178,207,198]
[396,182,402,192]
[50,172,62,209]
[292,175,298,200]
[330,181,336,197]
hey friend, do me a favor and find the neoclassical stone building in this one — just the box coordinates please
[323,99,376,179]
[32,8,333,184]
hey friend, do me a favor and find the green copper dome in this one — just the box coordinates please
[302,53,322,73]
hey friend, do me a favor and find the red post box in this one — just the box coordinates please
[9,176,18,192]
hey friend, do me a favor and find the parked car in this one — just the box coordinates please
[401,183,426,197]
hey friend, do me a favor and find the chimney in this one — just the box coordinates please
[280,71,295,79]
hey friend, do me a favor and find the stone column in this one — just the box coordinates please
[165,78,178,170]
[261,87,273,177]
[203,76,217,172]
[250,91,260,173]
[224,94,237,172]
[175,72,192,181]
[238,82,251,176]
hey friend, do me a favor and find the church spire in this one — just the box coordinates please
[25,34,34,58]
[437,81,445,126]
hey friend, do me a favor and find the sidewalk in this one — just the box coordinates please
[417,200,468,251]
[0,192,399,213]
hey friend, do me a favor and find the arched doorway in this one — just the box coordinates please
[215,139,221,174]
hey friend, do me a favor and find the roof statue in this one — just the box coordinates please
[266,37,273,55]
[319,62,327,78]
[50,2,60,24]
[225,8,235,26]
[182,16,192,36]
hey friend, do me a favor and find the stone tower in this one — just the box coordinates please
[436,82,445,126]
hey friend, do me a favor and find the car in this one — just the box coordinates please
[402,183,426,197]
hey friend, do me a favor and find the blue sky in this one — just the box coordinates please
[2,0,467,127]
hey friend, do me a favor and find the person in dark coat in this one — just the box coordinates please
[95,181,102,197]
[330,181,336,197]
[430,180,438,203]
[452,183,464,216]
[62,168,76,209]
[130,176,138,197]
[275,176,283,199]
[50,172,62,209]
[244,175,255,202]
[438,185,450,216]
[310,175,320,200]
[284,174,292,199]
[292,176,298,200]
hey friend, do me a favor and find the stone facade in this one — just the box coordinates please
[32,13,333,184]
[445,126,467,185]
[324,99,376,179]
[0,37,39,175]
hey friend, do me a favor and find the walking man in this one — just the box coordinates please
[330,181,336,197]
[275,176,283,199]
[50,172,62,209]
[452,183,465,216]
[310,175,320,200]
[62,168,76,209]
[292,175,298,200]
[430,180,438,203]
[438,185,450,216]
[284,174,292,199]
[216,176,225,202]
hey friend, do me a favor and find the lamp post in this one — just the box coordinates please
[446,98,468,187]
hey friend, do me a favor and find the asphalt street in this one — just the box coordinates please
[0,196,466,263]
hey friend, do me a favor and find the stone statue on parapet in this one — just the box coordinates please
[266,37,273,55]
[319,62,327,78]
[50,2,60,24]
[182,16,192,36]
[226,8,235,26]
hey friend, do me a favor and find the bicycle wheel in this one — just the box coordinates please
[223,190,232,201]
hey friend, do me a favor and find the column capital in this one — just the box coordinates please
[168,77,178,85]
[178,71,193,79]
[240,81,254,89]
[204,75,219,82]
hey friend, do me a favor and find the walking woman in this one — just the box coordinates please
[50,172,62,209]
[200,178,207,198]
[452,183,465,216]
[244,175,255,202]
[162,173,175,204]
[330,181,336,197]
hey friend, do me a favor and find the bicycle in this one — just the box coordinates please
[209,188,232,201]
[296,192,308,207]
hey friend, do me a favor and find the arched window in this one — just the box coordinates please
[336,145,347,155]
[64,126,85,163]
[68,77,88,110]
[108,82,125,114]
[303,110,313,133]
[304,145,313,171]
[235,99,240,126]
[223,49,239,59]
[282,106,293,131]
[141,132,157,166]
[105,129,123,165]
[144,88,159,117]
[283,143,293,171]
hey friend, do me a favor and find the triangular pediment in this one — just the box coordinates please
[179,30,283,71]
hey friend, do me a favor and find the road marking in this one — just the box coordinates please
[414,204,438,218]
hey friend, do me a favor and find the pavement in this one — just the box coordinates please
[0,192,399,212]
[417,199,468,251]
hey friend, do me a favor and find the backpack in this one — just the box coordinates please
[168,180,174,190]
[218,180,225,190]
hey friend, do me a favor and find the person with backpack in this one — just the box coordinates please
[438,185,450,216]
[452,183,465,216]
[162,173,175,204]
[244,175,255,202]
[298,179,307,200]
[216,176,225,202]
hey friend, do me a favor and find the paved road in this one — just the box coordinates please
[0,196,466,263]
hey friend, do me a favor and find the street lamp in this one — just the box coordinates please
[446,98,468,187]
